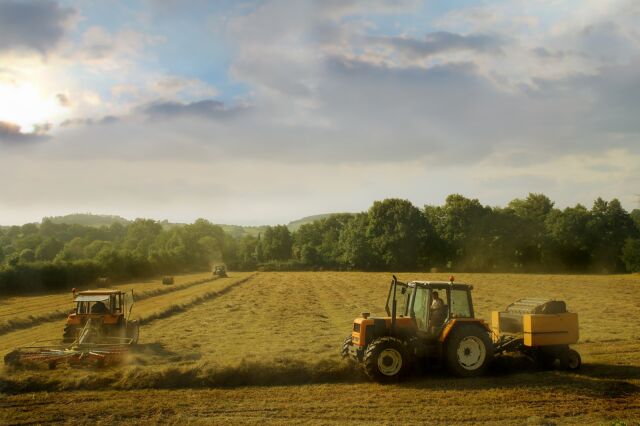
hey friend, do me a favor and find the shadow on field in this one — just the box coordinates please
[398,356,640,399]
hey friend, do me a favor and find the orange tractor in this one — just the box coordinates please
[5,289,139,369]
[63,289,139,344]
[342,276,581,382]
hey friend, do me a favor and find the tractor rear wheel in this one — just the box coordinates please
[445,326,493,377]
[363,337,410,383]
[62,324,78,343]
[560,349,581,370]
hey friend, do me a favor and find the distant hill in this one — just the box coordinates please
[219,224,267,239]
[43,214,130,227]
[287,213,352,232]
[32,212,353,234]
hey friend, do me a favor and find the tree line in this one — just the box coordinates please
[227,194,640,274]
[1,193,639,294]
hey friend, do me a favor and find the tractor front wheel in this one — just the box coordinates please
[363,337,410,383]
[445,326,493,377]
[340,335,352,359]
[62,325,78,343]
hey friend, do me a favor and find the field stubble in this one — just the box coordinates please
[1,271,639,425]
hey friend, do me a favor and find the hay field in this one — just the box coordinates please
[1,272,639,425]
[0,272,215,336]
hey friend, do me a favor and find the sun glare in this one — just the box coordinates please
[0,81,68,132]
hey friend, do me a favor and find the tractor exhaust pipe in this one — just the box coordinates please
[391,275,397,336]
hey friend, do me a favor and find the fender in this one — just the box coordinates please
[439,318,491,342]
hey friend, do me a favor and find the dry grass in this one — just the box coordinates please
[1,271,639,425]
[0,272,254,357]
[0,272,217,337]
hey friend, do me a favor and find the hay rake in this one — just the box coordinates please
[4,318,134,369]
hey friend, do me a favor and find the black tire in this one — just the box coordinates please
[363,337,410,383]
[445,326,493,377]
[62,324,78,343]
[560,349,581,370]
[126,320,140,344]
[341,335,352,359]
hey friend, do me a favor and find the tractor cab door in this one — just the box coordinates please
[411,287,450,338]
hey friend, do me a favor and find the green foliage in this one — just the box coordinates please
[621,238,640,273]
[261,225,292,261]
[366,199,430,270]
[1,194,638,294]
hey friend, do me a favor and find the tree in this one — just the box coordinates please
[338,213,373,269]
[366,199,431,270]
[123,219,163,255]
[425,194,489,270]
[588,198,639,272]
[508,193,554,222]
[35,238,64,261]
[293,214,353,267]
[622,238,640,272]
[261,225,292,261]
[18,248,35,263]
[545,205,591,271]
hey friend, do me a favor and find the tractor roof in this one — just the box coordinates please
[76,289,123,295]
[409,281,473,290]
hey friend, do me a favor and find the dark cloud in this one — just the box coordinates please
[140,99,246,120]
[59,115,120,127]
[0,0,76,55]
[0,121,49,143]
[531,47,566,60]
[373,31,505,58]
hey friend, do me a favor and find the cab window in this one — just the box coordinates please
[411,287,429,330]
[450,289,472,318]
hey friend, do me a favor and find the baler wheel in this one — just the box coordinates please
[560,349,581,370]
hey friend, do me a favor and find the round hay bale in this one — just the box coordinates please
[162,276,174,285]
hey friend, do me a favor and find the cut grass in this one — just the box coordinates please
[0,273,220,337]
[1,271,639,425]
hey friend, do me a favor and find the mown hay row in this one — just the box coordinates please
[139,274,257,325]
[0,275,222,337]
[0,358,359,394]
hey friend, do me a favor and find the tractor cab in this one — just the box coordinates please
[407,281,475,338]
[75,292,118,315]
[382,278,475,339]
[64,289,138,344]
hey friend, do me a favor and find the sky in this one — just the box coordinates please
[0,0,639,226]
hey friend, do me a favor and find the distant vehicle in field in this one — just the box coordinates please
[213,265,228,278]
[342,276,580,382]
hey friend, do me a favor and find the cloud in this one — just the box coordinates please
[0,0,76,55]
[140,99,246,120]
[0,121,49,143]
[77,26,164,66]
[371,31,506,59]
